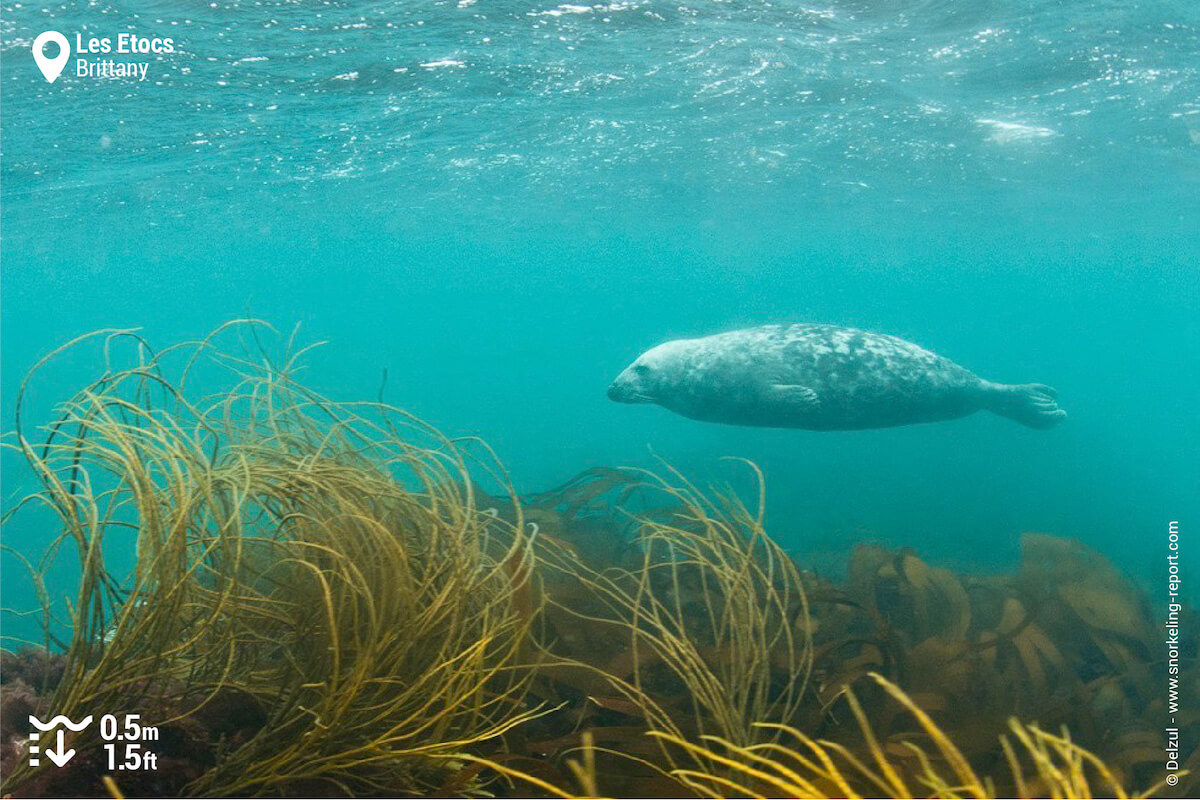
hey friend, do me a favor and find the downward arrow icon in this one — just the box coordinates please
[44,729,75,767]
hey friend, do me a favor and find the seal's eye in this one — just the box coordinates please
[633,364,650,375]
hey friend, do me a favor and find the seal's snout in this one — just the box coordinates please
[609,360,658,404]
[608,375,637,403]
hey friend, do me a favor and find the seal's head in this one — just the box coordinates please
[607,340,695,404]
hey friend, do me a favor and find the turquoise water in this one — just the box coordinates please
[1,0,1197,642]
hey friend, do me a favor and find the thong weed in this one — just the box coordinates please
[1,322,540,797]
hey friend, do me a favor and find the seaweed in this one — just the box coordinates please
[0,323,1190,799]
[647,672,1166,799]
[1,323,539,797]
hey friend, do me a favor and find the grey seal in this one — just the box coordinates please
[607,324,1066,431]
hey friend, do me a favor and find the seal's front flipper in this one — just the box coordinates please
[768,384,821,411]
[983,382,1066,429]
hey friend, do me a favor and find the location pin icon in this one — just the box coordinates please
[32,31,70,83]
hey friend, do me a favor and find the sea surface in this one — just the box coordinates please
[1,0,1197,645]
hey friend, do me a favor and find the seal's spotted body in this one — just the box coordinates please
[608,324,1065,431]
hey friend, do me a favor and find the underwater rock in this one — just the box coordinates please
[0,678,46,785]
[0,647,65,694]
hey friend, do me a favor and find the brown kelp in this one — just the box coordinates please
[1,323,539,797]
[806,536,1184,794]
[486,470,1190,798]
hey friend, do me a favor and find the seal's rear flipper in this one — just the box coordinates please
[984,382,1066,429]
